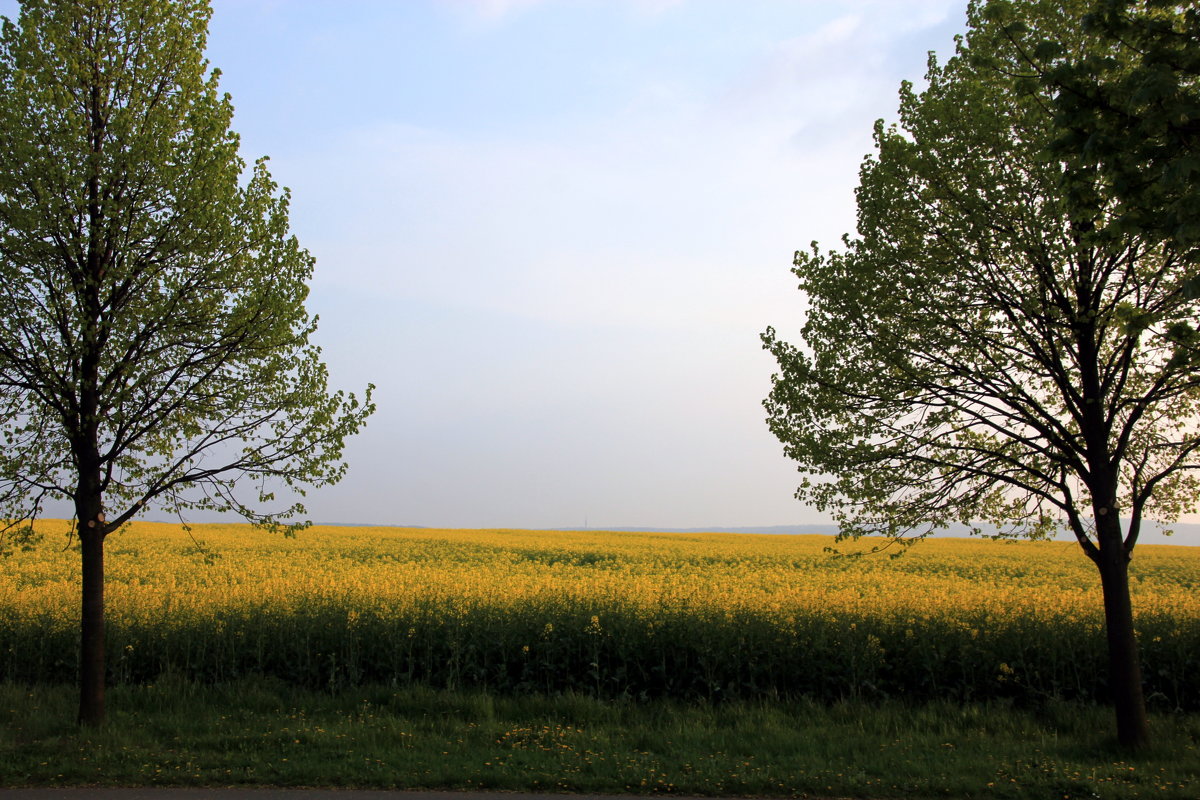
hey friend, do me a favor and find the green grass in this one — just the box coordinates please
[1,679,1197,798]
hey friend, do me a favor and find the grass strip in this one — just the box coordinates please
[1,678,1197,798]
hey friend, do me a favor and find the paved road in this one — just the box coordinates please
[0,792,674,800]
[0,793,683,799]
[0,792,736,800]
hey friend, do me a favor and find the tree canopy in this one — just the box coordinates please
[762,0,1198,748]
[0,0,374,724]
[991,0,1200,272]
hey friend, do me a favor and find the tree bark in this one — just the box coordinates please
[1093,512,1150,749]
[75,435,106,726]
[77,520,106,726]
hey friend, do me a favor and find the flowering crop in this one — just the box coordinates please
[2,521,1197,707]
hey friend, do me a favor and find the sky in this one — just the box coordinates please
[4,0,1195,543]
[189,0,971,531]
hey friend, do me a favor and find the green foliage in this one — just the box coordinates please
[988,0,1200,300]
[762,0,1200,553]
[0,523,41,558]
[0,0,373,534]
[1049,1,1197,251]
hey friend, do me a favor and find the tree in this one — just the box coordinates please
[762,0,1200,749]
[991,0,1200,271]
[0,0,374,726]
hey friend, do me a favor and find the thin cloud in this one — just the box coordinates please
[451,0,548,22]
[447,0,686,25]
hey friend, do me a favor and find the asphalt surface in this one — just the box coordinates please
[0,792,732,800]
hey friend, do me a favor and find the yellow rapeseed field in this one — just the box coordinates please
[2,520,1198,707]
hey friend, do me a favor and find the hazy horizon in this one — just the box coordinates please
[128,517,1200,547]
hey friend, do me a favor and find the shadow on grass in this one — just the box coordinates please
[1,679,1197,798]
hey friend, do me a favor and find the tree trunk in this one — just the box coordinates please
[1094,514,1150,749]
[77,474,108,724]
[78,520,106,727]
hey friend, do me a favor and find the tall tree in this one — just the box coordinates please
[763,0,1199,749]
[0,0,374,725]
[991,0,1200,269]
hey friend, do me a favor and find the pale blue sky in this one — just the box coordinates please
[195,0,967,531]
[12,0,1193,544]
